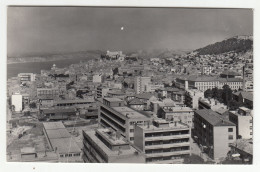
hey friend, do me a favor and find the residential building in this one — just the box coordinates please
[82,128,145,163]
[159,107,194,128]
[134,119,191,164]
[18,73,36,82]
[193,109,236,160]
[229,139,253,164]
[233,91,253,109]
[96,86,111,98]
[198,98,228,111]
[93,74,102,83]
[229,107,253,139]
[184,89,204,109]
[134,76,151,94]
[37,88,60,97]
[11,93,23,112]
[98,97,152,142]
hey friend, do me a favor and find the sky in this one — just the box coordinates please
[7,7,253,57]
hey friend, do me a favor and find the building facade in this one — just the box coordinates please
[134,120,191,163]
[193,109,236,160]
[82,128,145,163]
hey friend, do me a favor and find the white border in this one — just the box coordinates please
[1,1,259,172]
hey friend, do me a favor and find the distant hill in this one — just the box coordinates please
[195,35,253,55]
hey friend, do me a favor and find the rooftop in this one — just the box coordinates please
[43,122,81,154]
[83,129,141,156]
[139,119,190,131]
[195,109,235,126]
[112,106,150,119]
[230,139,253,155]
[104,97,124,102]
[233,91,253,102]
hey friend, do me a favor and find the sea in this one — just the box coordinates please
[7,57,93,79]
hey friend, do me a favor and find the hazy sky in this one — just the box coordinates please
[7,7,253,57]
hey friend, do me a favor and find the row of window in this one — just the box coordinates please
[60,153,81,158]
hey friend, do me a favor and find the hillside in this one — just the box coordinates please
[195,35,253,55]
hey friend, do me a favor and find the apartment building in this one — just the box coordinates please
[134,76,151,94]
[82,128,145,163]
[11,93,23,112]
[134,119,191,164]
[96,86,111,98]
[194,109,236,160]
[160,107,194,128]
[98,97,152,142]
[184,89,204,109]
[229,107,253,139]
[198,98,228,111]
[18,73,36,82]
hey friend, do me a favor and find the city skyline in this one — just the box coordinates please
[7,7,253,57]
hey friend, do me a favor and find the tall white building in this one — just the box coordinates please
[134,76,151,94]
[11,93,23,112]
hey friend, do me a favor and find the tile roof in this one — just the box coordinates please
[128,98,144,105]
[233,91,253,102]
[195,109,235,126]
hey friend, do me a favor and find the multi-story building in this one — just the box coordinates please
[193,109,236,160]
[134,76,151,94]
[11,93,23,112]
[175,75,243,92]
[229,107,253,139]
[98,97,152,142]
[18,73,36,82]
[82,128,145,163]
[37,88,60,97]
[134,119,191,164]
[93,74,102,83]
[96,86,111,98]
[184,89,204,109]
[198,98,228,111]
[160,107,194,128]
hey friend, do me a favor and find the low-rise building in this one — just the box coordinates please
[229,107,253,139]
[42,122,82,162]
[184,89,204,109]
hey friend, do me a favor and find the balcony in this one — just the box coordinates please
[145,134,190,141]
[145,150,190,157]
[145,142,190,149]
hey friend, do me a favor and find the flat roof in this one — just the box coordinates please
[84,130,140,156]
[112,106,150,119]
[104,97,124,102]
[42,108,76,114]
[139,120,189,131]
[96,128,127,145]
[55,99,95,104]
[43,122,81,154]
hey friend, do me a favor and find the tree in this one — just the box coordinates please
[204,89,213,98]
[29,102,37,109]
[222,85,233,105]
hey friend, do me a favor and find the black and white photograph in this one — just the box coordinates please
[3,2,258,168]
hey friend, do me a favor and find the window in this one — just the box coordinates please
[130,129,134,133]
[69,154,72,157]
[65,154,68,157]
[130,137,134,141]
[250,126,253,130]
[228,135,233,140]
[228,128,233,132]
[250,120,253,123]
[250,132,253,135]
[60,154,64,158]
